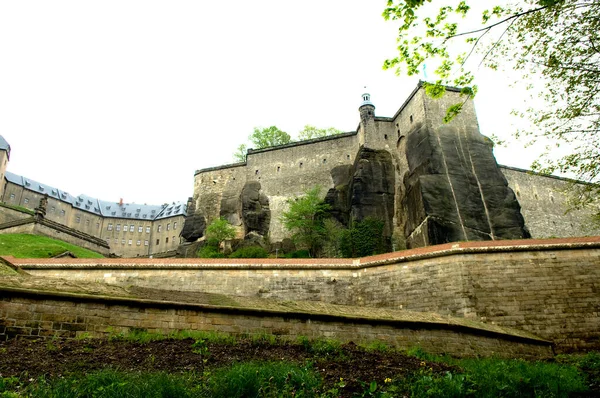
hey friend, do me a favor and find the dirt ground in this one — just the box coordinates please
[0,337,454,396]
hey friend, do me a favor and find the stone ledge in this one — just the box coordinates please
[7,236,600,271]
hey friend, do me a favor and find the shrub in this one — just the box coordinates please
[229,246,269,258]
[197,244,225,258]
[285,249,310,258]
[340,218,386,258]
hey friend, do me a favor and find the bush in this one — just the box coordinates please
[196,244,225,258]
[340,218,386,258]
[285,249,310,258]
[229,246,269,258]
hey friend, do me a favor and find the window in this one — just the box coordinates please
[156,239,159,245]
[60,210,65,216]
[167,223,171,231]
[146,226,150,233]
[138,226,143,233]
[24,198,29,204]
[96,223,100,229]
[108,223,113,231]
[9,193,15,200]
[50,207,55,213]
[136,240,141,246]
[173,236,176,244]
[158,225,162,232]
[121,239,126,245]
[144,240,149,246]
[76,216,81,223]
[166,237,169,243]
[123,225,128,232]
[277,166,280,172]
[85,219,90,226]
[116,224,121,232]
[128,239,132,245]
[299,162,303,168]
[130,224,134,232]
[106,238,110,244]
[173,222,177,230]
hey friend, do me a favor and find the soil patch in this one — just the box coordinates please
[0,337,453,396]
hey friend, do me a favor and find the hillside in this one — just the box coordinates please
[0,234,104,258]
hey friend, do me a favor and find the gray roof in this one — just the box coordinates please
[4,171,186,220]
[0,136,11,159]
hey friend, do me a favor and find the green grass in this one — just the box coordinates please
[404,346,590,397]
[0,234,104,258]
[2,369,204,398]
[0,203,34,215]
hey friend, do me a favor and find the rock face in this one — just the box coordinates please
[180,214,206,242]
[326,147,395,247]
[403,122,530,248]
[241,181,271,236]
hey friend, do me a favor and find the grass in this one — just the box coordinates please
[0,233,104,258]
[1,330,597,397]
[0,203,34,215]
[404,346,590,398]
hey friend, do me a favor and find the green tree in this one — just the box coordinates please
[205,218,236,253]
[281,186,331,257]
[233,144,247,162]
[383,0,600,216]
[297,125,343,141]
[232,126,291,162]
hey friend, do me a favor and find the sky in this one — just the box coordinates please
[0,0,534,205]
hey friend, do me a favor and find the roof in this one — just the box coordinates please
[4,171,186,220]
[0,136,11,159]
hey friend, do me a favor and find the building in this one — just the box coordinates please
[1,164,186,257]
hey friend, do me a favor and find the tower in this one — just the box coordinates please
[358,92,376,147]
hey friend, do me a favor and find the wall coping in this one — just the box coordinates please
[5,236,600,270]
[0,285,551,346]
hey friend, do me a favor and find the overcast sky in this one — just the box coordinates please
[0,0,532,205]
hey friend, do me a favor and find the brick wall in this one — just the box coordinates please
[0,290,552,358]
[10,237,600,352]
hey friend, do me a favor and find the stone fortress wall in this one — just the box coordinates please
[9,236,600,353]
[191,83,599,248]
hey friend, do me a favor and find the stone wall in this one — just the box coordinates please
[0,204,33,224]
[0,289,552,358]
[193,134,360,241]
[500,166,600,238]
[13,236,600,352]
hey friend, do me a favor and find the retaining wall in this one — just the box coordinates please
[0,289,552,359]
[7,237,600,352]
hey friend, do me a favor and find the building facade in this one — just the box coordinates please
[1,169,185,257]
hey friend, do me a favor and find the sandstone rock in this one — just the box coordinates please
[325,148,395,249]
[180,213,207,242]
[403,122,530,248]
[241,181,271,236]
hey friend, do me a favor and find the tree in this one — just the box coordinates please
[297,125,343,141]
[383,0,600,216]
[205,218,236,252]
[232,126,291,162]
[281,186,331,257]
